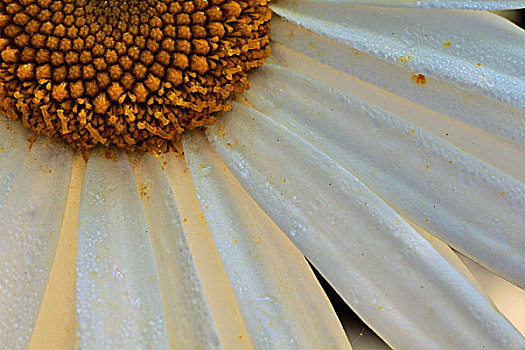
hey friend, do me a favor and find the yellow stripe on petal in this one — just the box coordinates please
[130,151,222,349]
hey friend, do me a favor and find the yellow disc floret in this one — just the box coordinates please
[0,0,271,150]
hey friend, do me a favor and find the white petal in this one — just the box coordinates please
[244,63,525,288]
[0,137,73,349]
[271,4,525,110]
[0,116,31,207]
[270,18,525,149]
[295,0,525,9]
[206,102,525,349]
[76,149,169,349]
[159,152,254,349]
[263,42,525,182]
[129,152,222,349]
[183,131,352,349]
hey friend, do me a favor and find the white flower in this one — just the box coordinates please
[1,1,524,349]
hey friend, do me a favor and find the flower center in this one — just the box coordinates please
[0,0,271,150]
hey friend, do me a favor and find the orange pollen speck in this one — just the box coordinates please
[0,0,272,151]
[412,73,426,85]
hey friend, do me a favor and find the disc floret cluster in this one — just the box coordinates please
[0,0,271,150]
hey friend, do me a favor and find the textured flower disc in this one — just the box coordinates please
[0,0,271,150]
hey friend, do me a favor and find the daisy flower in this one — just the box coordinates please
[0,0,524,349]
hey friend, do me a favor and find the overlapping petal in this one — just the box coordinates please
[243,60,525,288]
[183,131,351,349]
[206,101,524,349]
[129,152,223,349]
[271,2,525,109]
[270,17,525,149]
[157,151,255,349]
